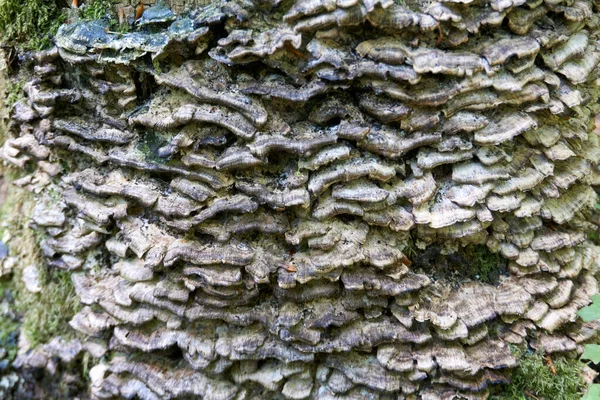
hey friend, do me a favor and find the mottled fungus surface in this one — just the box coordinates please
[1,0,600,398]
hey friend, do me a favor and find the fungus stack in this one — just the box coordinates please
[3,0,600,398]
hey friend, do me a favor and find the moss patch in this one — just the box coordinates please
[412,244,507,285]
[80,0,112,21]
[4,77,25,109]
[491,347,585,400]
[19,269,81,348]
[80,0,128,35]
[0,167,81,349]
[459,245,507,284]
[0,170,89,396]
[0,283,19,361]
[136,129,170,164]
[0,0,125,50]
[0,0,67,50]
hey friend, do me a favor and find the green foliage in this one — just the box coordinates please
[581,344,600,364]
[492,348,584,400]
[0,0,66,50]
[578,293,600,399]
[578,294,600,322]
[583,384,600,400]
[80,0,112,21]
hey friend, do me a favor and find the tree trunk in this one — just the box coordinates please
[1,0,599,398]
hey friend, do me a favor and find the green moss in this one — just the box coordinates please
[136,130,169,164]
[80,0,131,35]
[19,268,82,348]
[0,281,19,361]
[0,169,38,353]
[461,245,507,284]
[0,321,19,361]
[0,0,67,50]
[412,244,507,285]
[589,197,600,245]
[0,0,126,49]
[4,78,25,109]
[80,0,112,21]
[491,347,585,400]
[0,167,81,349]
[588,229,599,244]
[152,59,163,74]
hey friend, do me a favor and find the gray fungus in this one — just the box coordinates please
[3,0,600,398]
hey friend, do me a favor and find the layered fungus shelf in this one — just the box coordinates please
[3,0,600,398]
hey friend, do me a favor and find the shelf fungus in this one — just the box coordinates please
[4,0,600,398]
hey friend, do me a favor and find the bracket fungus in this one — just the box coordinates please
[2,0,600,398]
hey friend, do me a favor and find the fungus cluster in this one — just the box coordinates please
[3,0,600,398]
